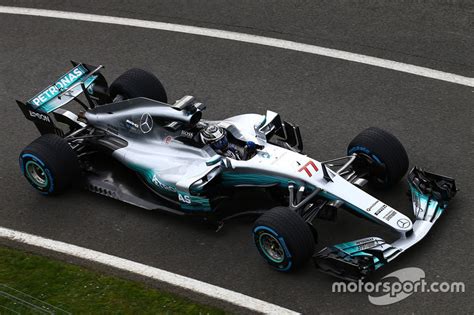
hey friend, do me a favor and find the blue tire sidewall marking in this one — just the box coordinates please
[349,146,389,183]
[348,146,382,165]
[20,153,54,194]
[253,226,293,271]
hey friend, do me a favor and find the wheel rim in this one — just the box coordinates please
[25,160,48,188]
[258,232,285,263]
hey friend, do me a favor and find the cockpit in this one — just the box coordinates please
[198,124,259,161]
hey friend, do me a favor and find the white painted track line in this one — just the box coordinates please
[0,226,299,315]
[0,6,473,87]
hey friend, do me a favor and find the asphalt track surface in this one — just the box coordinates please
[0,1,473,314]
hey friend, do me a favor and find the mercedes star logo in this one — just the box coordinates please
[397,218,411,229]
[139,113,153,134]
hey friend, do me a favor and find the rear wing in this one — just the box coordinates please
[17,61,110,135]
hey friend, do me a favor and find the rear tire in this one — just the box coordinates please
[348,127,409,188]
[253,207,315,271]
[109,68,167,103]
[19,134,80,195]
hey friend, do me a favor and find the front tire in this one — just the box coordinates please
[253,207,315,271]
[19,134,80,195]
[348,127,409,188]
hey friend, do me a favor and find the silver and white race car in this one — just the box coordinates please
[17,62,457,280]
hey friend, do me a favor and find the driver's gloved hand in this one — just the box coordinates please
[243,141,257,159]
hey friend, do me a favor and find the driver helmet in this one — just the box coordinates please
[200,125,228,151]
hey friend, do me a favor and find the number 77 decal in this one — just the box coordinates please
[298,160,319,177]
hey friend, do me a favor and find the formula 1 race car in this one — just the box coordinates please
[17,62,457,280]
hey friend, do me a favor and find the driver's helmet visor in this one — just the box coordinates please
[211,137,228,151]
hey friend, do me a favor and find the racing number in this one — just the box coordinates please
[298,160,318,177]
[178,193,191,204]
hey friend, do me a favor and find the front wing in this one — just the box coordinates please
[314,167,457,281]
